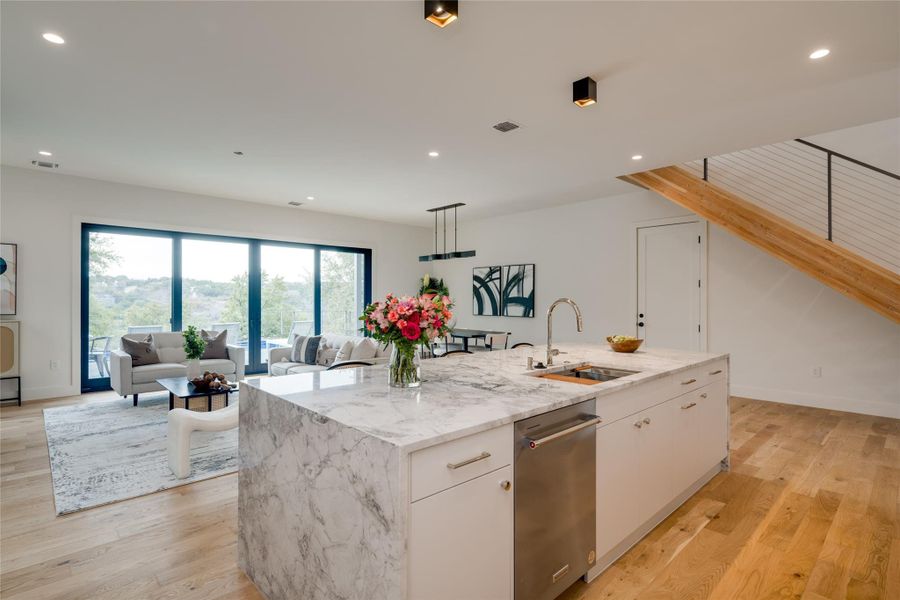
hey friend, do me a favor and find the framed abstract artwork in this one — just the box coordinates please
[0,243,16,316]
[472,266,501,316]
[501,264,535,318]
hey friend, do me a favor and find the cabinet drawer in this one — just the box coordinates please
[669,367,705,396]
[697,360,727,388]
[410,424,513,502]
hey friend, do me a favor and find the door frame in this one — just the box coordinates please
[632,216,708,352]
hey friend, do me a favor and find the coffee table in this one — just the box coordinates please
[156,377,237,411]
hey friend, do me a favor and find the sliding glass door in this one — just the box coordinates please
[82,224,371,391]
[182,238,250,364]
[83,230,172,389]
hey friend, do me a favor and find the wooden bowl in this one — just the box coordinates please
[606,337,643,353]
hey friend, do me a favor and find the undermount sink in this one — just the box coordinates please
[537,365,640,385]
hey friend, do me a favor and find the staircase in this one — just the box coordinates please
[620,139,900,323]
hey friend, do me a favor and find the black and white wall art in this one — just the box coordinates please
[501,264,535,317]
[472,266,501,316]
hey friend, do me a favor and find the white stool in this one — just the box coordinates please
[167,401,239,479]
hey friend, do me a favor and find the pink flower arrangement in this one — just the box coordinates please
[361,293,454,346]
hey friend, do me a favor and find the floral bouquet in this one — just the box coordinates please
[360,292,454,388]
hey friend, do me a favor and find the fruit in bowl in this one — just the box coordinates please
[190,371,233,391]
[606,335,643,353]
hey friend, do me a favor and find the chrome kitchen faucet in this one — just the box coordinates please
[546,298,583,366]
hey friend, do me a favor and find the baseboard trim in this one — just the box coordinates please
[17,385,80,403]
[731,385,900,419]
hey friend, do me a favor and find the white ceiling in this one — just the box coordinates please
[2,1,898,225]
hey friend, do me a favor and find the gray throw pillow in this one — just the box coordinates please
[121,335,159,367]
[200,329,229,360]
[291,335,322,364]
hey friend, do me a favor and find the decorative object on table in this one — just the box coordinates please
[472,266,501,316]
[190,371,232,392]
[419,273,450,299]
[168,400,239,479]
[607,335,643,353]
[418,203,476,262]
[0,243,17,315]
[360,292,454,388]
[0,320,21,405]
[182,325,207,380]
[44,393,237,514]
[501,264,535,317]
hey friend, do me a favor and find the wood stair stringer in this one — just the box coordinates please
[620,165,900,324]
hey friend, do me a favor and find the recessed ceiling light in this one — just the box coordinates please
[42,32,65,44]
[809,48,830,60]
[631,155,643,161]
[425,1,458,27]
[38,150,53,156]
[306,196,315,201]
[428,151,440,157]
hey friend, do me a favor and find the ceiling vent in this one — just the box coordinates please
[287,201,303,207]
[492,121,520,133]
[31,160,59,169]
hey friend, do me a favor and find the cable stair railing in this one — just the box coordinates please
[682,138,900,273]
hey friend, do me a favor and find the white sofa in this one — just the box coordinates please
[110,332,245,406]
[268,333,391,376]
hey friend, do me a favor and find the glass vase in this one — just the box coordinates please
[389,344,421,388]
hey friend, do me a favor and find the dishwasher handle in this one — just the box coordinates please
[526,415,602,449]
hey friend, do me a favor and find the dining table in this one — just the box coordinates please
[447,328,510,352]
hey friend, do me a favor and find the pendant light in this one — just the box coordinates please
[573,76,597,107]
[425,1,458,28]
[419,203,476,262]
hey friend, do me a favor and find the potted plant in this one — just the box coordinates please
[182,325,207,381]
[360,292,454,388]
[418,274,450,299]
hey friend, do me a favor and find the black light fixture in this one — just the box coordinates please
[572,76,597,107]
[425,0,458,27]
[419,203,476,262]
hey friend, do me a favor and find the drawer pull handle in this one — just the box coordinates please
[643,417,651,425]
[709,369,723,375]
[500,480,511,491]
[447,451,491,470]
[681,402,697,409]
[634,420,643,429]
[682,378,697,385]
[700,393,708,399]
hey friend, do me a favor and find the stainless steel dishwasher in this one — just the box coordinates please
[514,398,599,600]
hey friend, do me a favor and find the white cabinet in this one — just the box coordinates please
[408,465,513,600]
[596,413,643,560]
[595,376,728,568]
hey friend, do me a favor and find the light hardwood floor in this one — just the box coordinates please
[1,393,898,600]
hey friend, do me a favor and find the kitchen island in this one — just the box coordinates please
[238,344,729,600]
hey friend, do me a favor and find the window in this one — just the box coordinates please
[81,224,371,391]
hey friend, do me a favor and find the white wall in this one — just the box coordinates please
[431,190,900,418]
[0,166,429,401]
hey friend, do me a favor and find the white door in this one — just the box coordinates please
[637,221,703,350]
[408,465,513,600]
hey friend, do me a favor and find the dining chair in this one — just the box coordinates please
[485,333,510,351]
[326,360,374,371]
[511,342,534,349]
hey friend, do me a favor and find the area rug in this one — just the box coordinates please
[44,393,238,515]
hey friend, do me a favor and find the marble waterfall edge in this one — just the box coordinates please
[238,384,406,600]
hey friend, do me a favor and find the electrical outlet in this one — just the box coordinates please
[812,366,822,378]
[50,360,60,371]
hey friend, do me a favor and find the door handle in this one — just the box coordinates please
[637,322,645,327]
[526,415,602,449]
[446,451,491,470]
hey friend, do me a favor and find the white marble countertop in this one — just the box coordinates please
[245,343,727,454]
